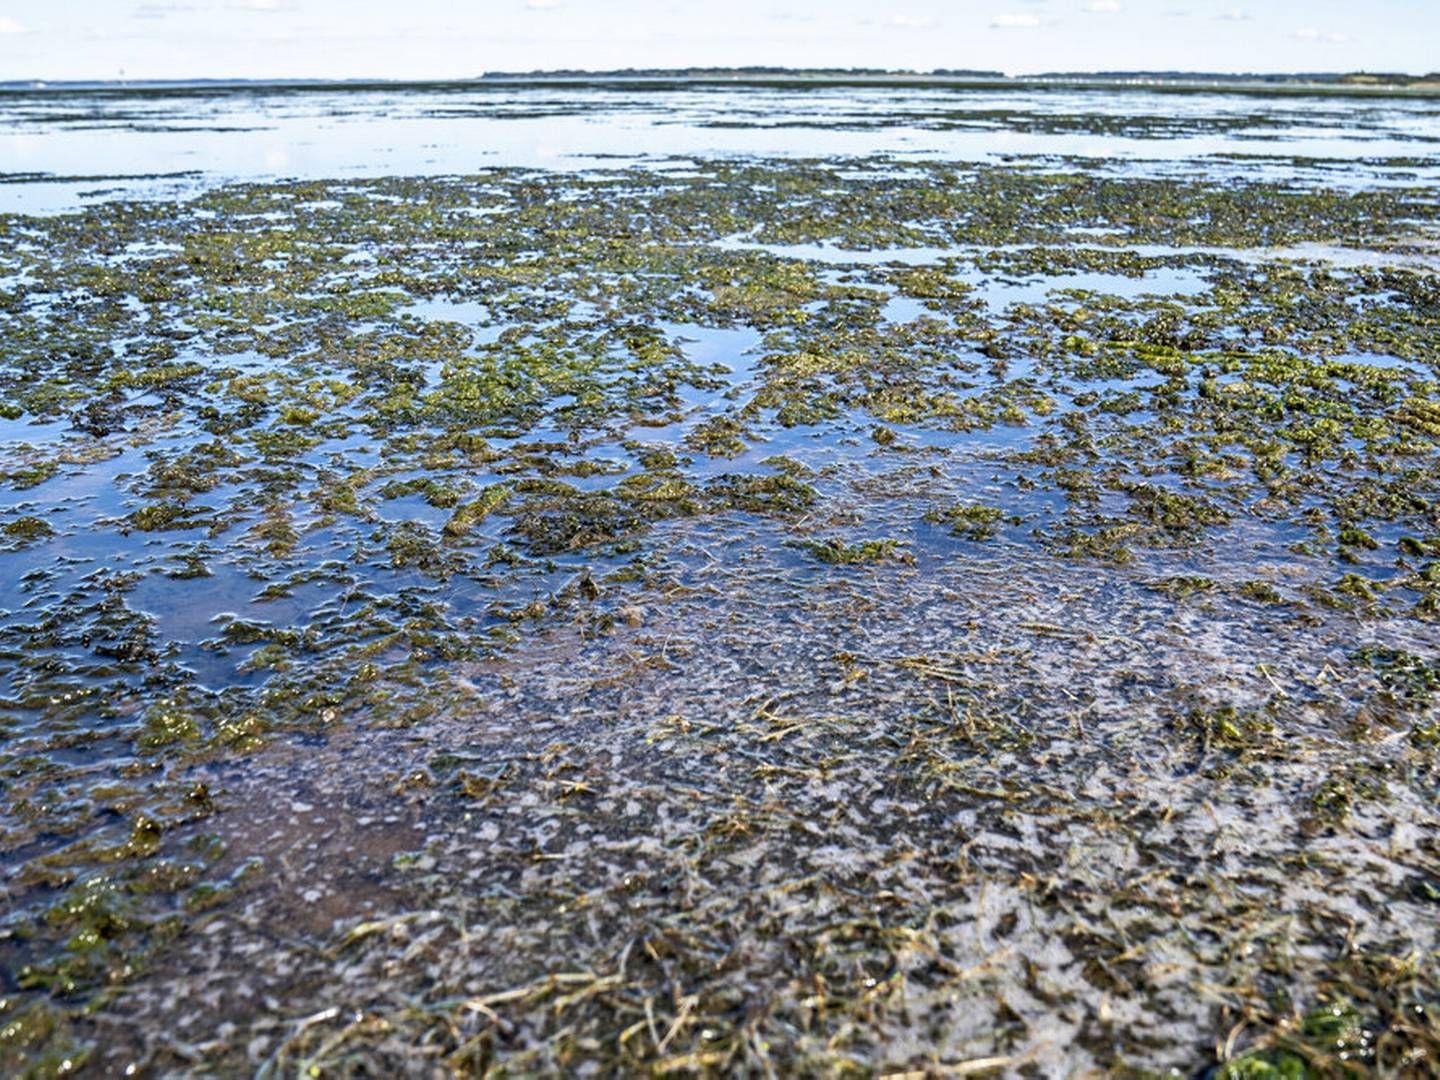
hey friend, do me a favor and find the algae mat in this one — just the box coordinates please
[0,147,1438,1076]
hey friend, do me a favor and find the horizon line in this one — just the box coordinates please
[5,67,1439,87]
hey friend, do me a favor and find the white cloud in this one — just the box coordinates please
[1215,7,1249,20]
[887,13,937,30]
[228,0,296,11]
[1083,0,1122,12]
[134,2,195,17]
[1293,26,1348,44]
[524,0,560,9]
[0,15,26,33]
[990,13,1042,29]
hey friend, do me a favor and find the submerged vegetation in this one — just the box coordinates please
[0,124,1437,1077]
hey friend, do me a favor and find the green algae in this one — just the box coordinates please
[441,483,513,539]
[1218,995,1426,1078]
[1,516,53,546]
[1352,645,1440,702]
[925,503,1006,540]
[3,462,60,490]
[0,1001,91,1079]
[1218,1050,1310,1079]
[796,537,908,565]
[0,150,1436,1077]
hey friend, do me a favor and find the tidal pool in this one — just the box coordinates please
[0,83,1438,1077]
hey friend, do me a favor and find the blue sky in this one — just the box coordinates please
[1,1,1435,81]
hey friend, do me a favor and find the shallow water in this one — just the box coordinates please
[0,84,1438,1076]
[4,81,1440,213]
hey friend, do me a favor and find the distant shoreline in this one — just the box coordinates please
[4,71,1439,98]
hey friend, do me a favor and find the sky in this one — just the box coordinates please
[0,0,1435,82]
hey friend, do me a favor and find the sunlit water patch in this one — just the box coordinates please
[4,81,1440,212]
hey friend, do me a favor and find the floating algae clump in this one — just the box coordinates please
[926,503,1006,540]
[796,537,909,564]
[441,483,512,538]
[1,516,53,546]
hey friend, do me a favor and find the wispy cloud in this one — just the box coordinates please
[1293,26,1348,44]
[887,13,937,30]
[0,15,26,33]
[524,0,560,9]
[227,0,297,11]
[990,13,1042,29]
[1083,0,1122,12]
[1215,7,1250,20]
[134,2,196,18]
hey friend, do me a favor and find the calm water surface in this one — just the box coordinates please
[3,81,1440,212]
